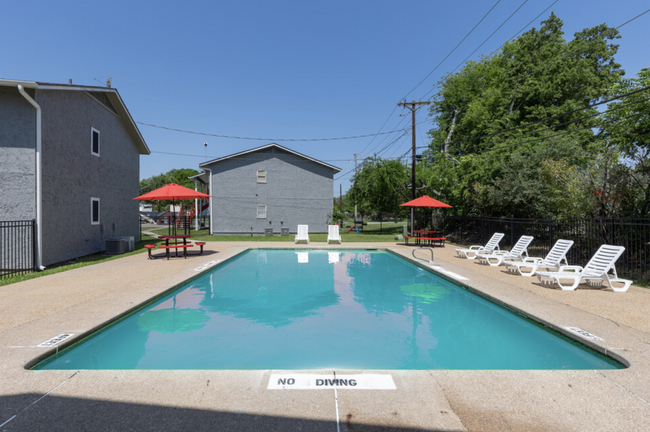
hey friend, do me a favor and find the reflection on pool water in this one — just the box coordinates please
[34,249,622,370]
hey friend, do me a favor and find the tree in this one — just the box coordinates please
[347,157,411,217]
[423,13,626,218]
[139,168,199,211]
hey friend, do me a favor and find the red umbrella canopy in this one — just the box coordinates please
[400,195,452,208]
[133,183,211,201]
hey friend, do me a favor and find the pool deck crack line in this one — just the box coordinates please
[333,371,341,432]
[427,371,469,432]
[0,371,78,428]
[595,370,650,406]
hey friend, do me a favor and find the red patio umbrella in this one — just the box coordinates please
[400,195,452,236]
[400,195,452,208]
[134,183,211,235]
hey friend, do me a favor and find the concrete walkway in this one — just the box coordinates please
[1,241,649,431]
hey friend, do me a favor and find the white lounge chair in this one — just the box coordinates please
[536,244,632,292]
[455,232,504,260]
[294,225,309,244]
[503,239,574,277]
[327,225,342,244]
[476,235,534,267]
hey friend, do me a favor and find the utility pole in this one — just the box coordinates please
[397,100,430,236]
[353,153,359,222]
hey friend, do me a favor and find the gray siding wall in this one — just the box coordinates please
[207,147,333,234]
[0,87,37,221]
[38,90,141,265]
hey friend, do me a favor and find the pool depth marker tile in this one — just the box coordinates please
[194,260,221,271]
[564,327,604,341]
[37,333,74,347]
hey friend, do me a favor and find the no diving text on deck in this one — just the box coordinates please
[268,374,396,390]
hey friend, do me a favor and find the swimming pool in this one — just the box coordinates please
[34,249,621,370]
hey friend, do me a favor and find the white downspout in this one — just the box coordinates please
[17,85,45,270]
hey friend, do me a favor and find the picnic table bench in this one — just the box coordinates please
[404,232,447,247]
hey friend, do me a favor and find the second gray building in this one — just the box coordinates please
[198,144,340,235]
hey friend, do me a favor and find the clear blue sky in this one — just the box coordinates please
[3,1,649,196]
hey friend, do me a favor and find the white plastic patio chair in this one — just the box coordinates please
[294,225,310,244]
[327,225,342,244]
[535,244,632,292]
[503,239,574,277]
[476,235,534,267]
[455,232,504,260]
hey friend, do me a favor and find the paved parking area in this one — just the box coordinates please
[1,241,649,431]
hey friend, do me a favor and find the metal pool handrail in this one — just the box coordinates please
[412,246,434,264]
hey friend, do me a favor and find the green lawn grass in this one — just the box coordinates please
[0,233,162,287]
[0,225,409,286]
[147,221,408,243]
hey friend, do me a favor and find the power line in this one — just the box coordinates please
[363,115,411,156]
[149,151,359,162]
[432,7,650,113]
[449,0,530,75]
[419,0,536,102]
[488,0,559,57]
[432,85,650,149]
[334,133,410,181]
[137,121,409,142]
[420,107,650,154]
[419,95,650,152]
[401,0,502,100]
[419,1,559,102]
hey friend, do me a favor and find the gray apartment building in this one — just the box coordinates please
[197,144,340,235]
[0,79,149,268]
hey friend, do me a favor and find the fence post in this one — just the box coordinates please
[32,219,37,272]
[481,216,484,244]
[611,217,615,245]
[549,216,553,251]
[511,215,514,248]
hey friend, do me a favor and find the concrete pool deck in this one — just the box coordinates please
[1,241,649,431]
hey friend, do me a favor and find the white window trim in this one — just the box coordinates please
[257,204,267,219]
[257,169,267,183]
[91,127,100,157]
[91,197,100,225]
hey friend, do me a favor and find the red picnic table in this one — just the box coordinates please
[158,235,193,259]
[404,230,447,247]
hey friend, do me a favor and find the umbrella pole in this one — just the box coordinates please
[411,208,414,237]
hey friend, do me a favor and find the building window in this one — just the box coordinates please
[91,197,100,225]
[257,169,267,183]
[257,205,267,219]
[91,127,100,157]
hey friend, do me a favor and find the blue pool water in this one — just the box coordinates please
[34,249,621,370]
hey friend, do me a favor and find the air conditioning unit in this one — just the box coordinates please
[119,236,135,252]
[105,238,125,255]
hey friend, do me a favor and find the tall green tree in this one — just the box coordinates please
[347,157,411,217]
[423,13,625,218]
[139,168,199,211]
[596,68,650,216]
[430,14,622,157]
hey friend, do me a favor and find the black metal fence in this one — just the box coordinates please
[440,216,650,282]
[0,220,36,279]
